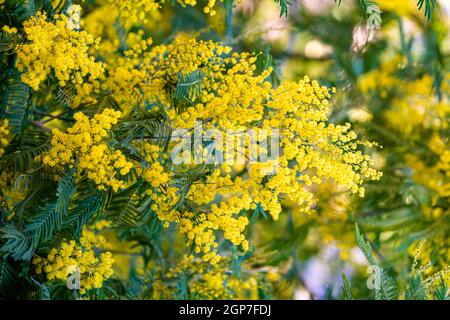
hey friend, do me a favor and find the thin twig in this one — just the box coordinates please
[31,120,51,132]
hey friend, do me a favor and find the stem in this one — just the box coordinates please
[34,110,73,123]
[31,120,51,132]
[225,0,234,40]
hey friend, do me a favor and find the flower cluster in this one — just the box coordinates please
[108,0,221,18]
[108,37,382,263]
[16,11,104,105]
[2,25,17,33]
[43,109,133,191]
[66,4,82,30]
[141,144,170,188]
[107,0,160,25]
[151,255,256,299]
[2,0,449,301]
[33,231,114,295]
[0,119,10,158]
[177,0,220,15]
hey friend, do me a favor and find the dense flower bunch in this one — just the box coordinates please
[2,25,17,33]
[32,225,114,295]
[43,109,133,191]
[0,119,9,158]
[34,25,382,265]
[16,10,104,105]
[99,36,382,263]
[150,255,256,299]
[109,0,220,17]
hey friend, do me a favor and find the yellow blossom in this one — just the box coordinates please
[33,234,114,295]
[16,12,104,105]
[43,109,133,191]
[0,119,10,157]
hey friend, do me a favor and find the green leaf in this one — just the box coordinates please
[335,0,379,12]
[405,274,426,300]
[55,171,76,217]
[0,256,17,298]
[417,0,437,21]
[30,277,51,300]
[0,225,35,261]
[357,207,418,231]
[64,186,107,235]
[355,224,399,300]
[23,171,75,244]
[114,107,171,149]
[172,70,203,114]
[24,202,63,244]
[1,71,31,136]
[358,0,379,12]
[341,272,353,300]
[55,85,75,106]
[432,279,448,300]
[13,185,54,222]
[106,181,153,226]
[12,0,39,21]
[376,270,399,300]
[355,223,376,265]
[274,0,290,17]
[0,29,23,53]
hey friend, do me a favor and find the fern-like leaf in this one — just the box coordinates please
[1,72,31,136]
[64,186,107,235]
[355,224,399,300]
[55,171,76,217]
[173,70,203,114]
[0,256,16,296]
[341,272,354,300]
[55,85,75,106]
[24,202,62,244]
[0,225,35,261]
[355,223,377,265]
[274,0,291,17]
[106,181,153,226]
[417,0,436,21]
[114,107,172,149]
[11,0,39,21]
[23,171,75,244]
[0,29,23,53]
[13,185,54,222]
[1,129,49,172]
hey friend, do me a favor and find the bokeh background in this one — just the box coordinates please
[0,0,449,300]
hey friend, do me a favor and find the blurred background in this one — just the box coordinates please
[1,0,448,300]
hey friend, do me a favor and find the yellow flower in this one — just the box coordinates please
[16,12,104,105]
[0,119,10,157]
[152,255,256,299]
[110,38,382,264]
[2,25,17,33]
[43,109,133,191]
[33,234,114,295]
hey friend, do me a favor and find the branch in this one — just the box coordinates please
[31,120,51,132]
